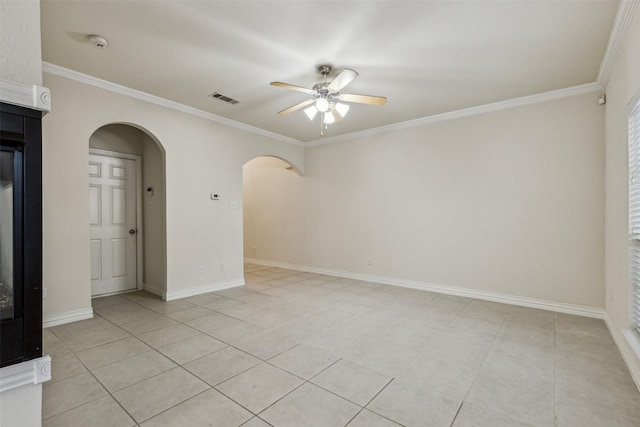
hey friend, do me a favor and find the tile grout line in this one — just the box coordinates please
[49,298,268,424]
[130,386,213,425]
[447,403,465,427]
[77,334,211,425]
[343,376,409,427]
[448,306,511,426]
[48,285,454,424]
[44,267,383,424]
[215,349,391,425]
[89,301,300,425]
[46,264,630,426]
[225,354,346,417]
[44,317,143,422]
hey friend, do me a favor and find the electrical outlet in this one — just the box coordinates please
[253,246,256,255]
[220,263,225,271]
[367,257,372,265]
[43,288,47,299]
[198,265,204,274]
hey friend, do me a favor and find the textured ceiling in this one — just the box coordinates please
[41,0,619,143]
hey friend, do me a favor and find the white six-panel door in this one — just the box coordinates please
[89,153,138,296]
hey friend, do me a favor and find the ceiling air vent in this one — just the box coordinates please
[209,92,240,105]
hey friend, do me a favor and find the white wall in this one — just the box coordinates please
[41,72,304,318]
[604,7,640,384]
[244,91,605,308]
[0,383,42,427]
[0,0,42,86]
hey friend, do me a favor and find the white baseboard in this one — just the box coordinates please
[604,314,640,392]
[165,279,245,301]
[43,308,94,328]
[144,285,165,299]
[244,258,604,319]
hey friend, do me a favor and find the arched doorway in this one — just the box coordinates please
[242,156,302,268]
[88,123,167,298]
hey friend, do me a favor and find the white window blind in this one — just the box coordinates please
[629,96,640,333]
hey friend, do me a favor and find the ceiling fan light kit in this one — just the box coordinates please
[334,102,349,117]
[315,97,330,112]
[324,112,335,125]
[304,106,317,120]
[271,64,387,136]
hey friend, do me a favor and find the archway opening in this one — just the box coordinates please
[88,123,167,299]
[242,156,302,275]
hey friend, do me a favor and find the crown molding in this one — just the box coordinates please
[0,79,51,113]
[305,82,603,147]
[597,0,639,89]
[42,62,304,147]
[42,61,605,149]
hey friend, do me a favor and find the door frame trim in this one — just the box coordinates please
[89,148,143,293]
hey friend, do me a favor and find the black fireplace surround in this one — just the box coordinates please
[0,102,43,368]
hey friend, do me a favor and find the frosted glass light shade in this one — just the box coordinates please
[335,102,350,117]
[304,106,317,120]
[323,111,335,124]
[315,98,329,112]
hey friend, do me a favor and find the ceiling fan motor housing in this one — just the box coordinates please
[318,64,332,76]
[312,82,333,99]
[315,65,336,102]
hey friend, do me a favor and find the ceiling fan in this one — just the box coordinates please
[270,65,387,136]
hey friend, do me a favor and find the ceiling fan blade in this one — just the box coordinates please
[328,68,359,91]
[338,93,387,106]
[270,81,316,95]
[277,99,315,115]
[329,104,344,122]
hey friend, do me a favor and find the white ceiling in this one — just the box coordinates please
[41,1,619,143]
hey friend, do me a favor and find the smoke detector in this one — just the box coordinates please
[88,35,108,49]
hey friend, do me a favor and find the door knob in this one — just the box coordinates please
[129,229,136,235]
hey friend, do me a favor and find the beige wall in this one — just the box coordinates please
[244,91,605,308]
[243,156,305,262]
[89,124,167,293]
[604,8,640,381]
[142,133,167,293]
[42,72,304,318]
[0,0,42,86]
[89,124,144,155]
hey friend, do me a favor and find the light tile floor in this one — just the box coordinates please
[42,263,640,426]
